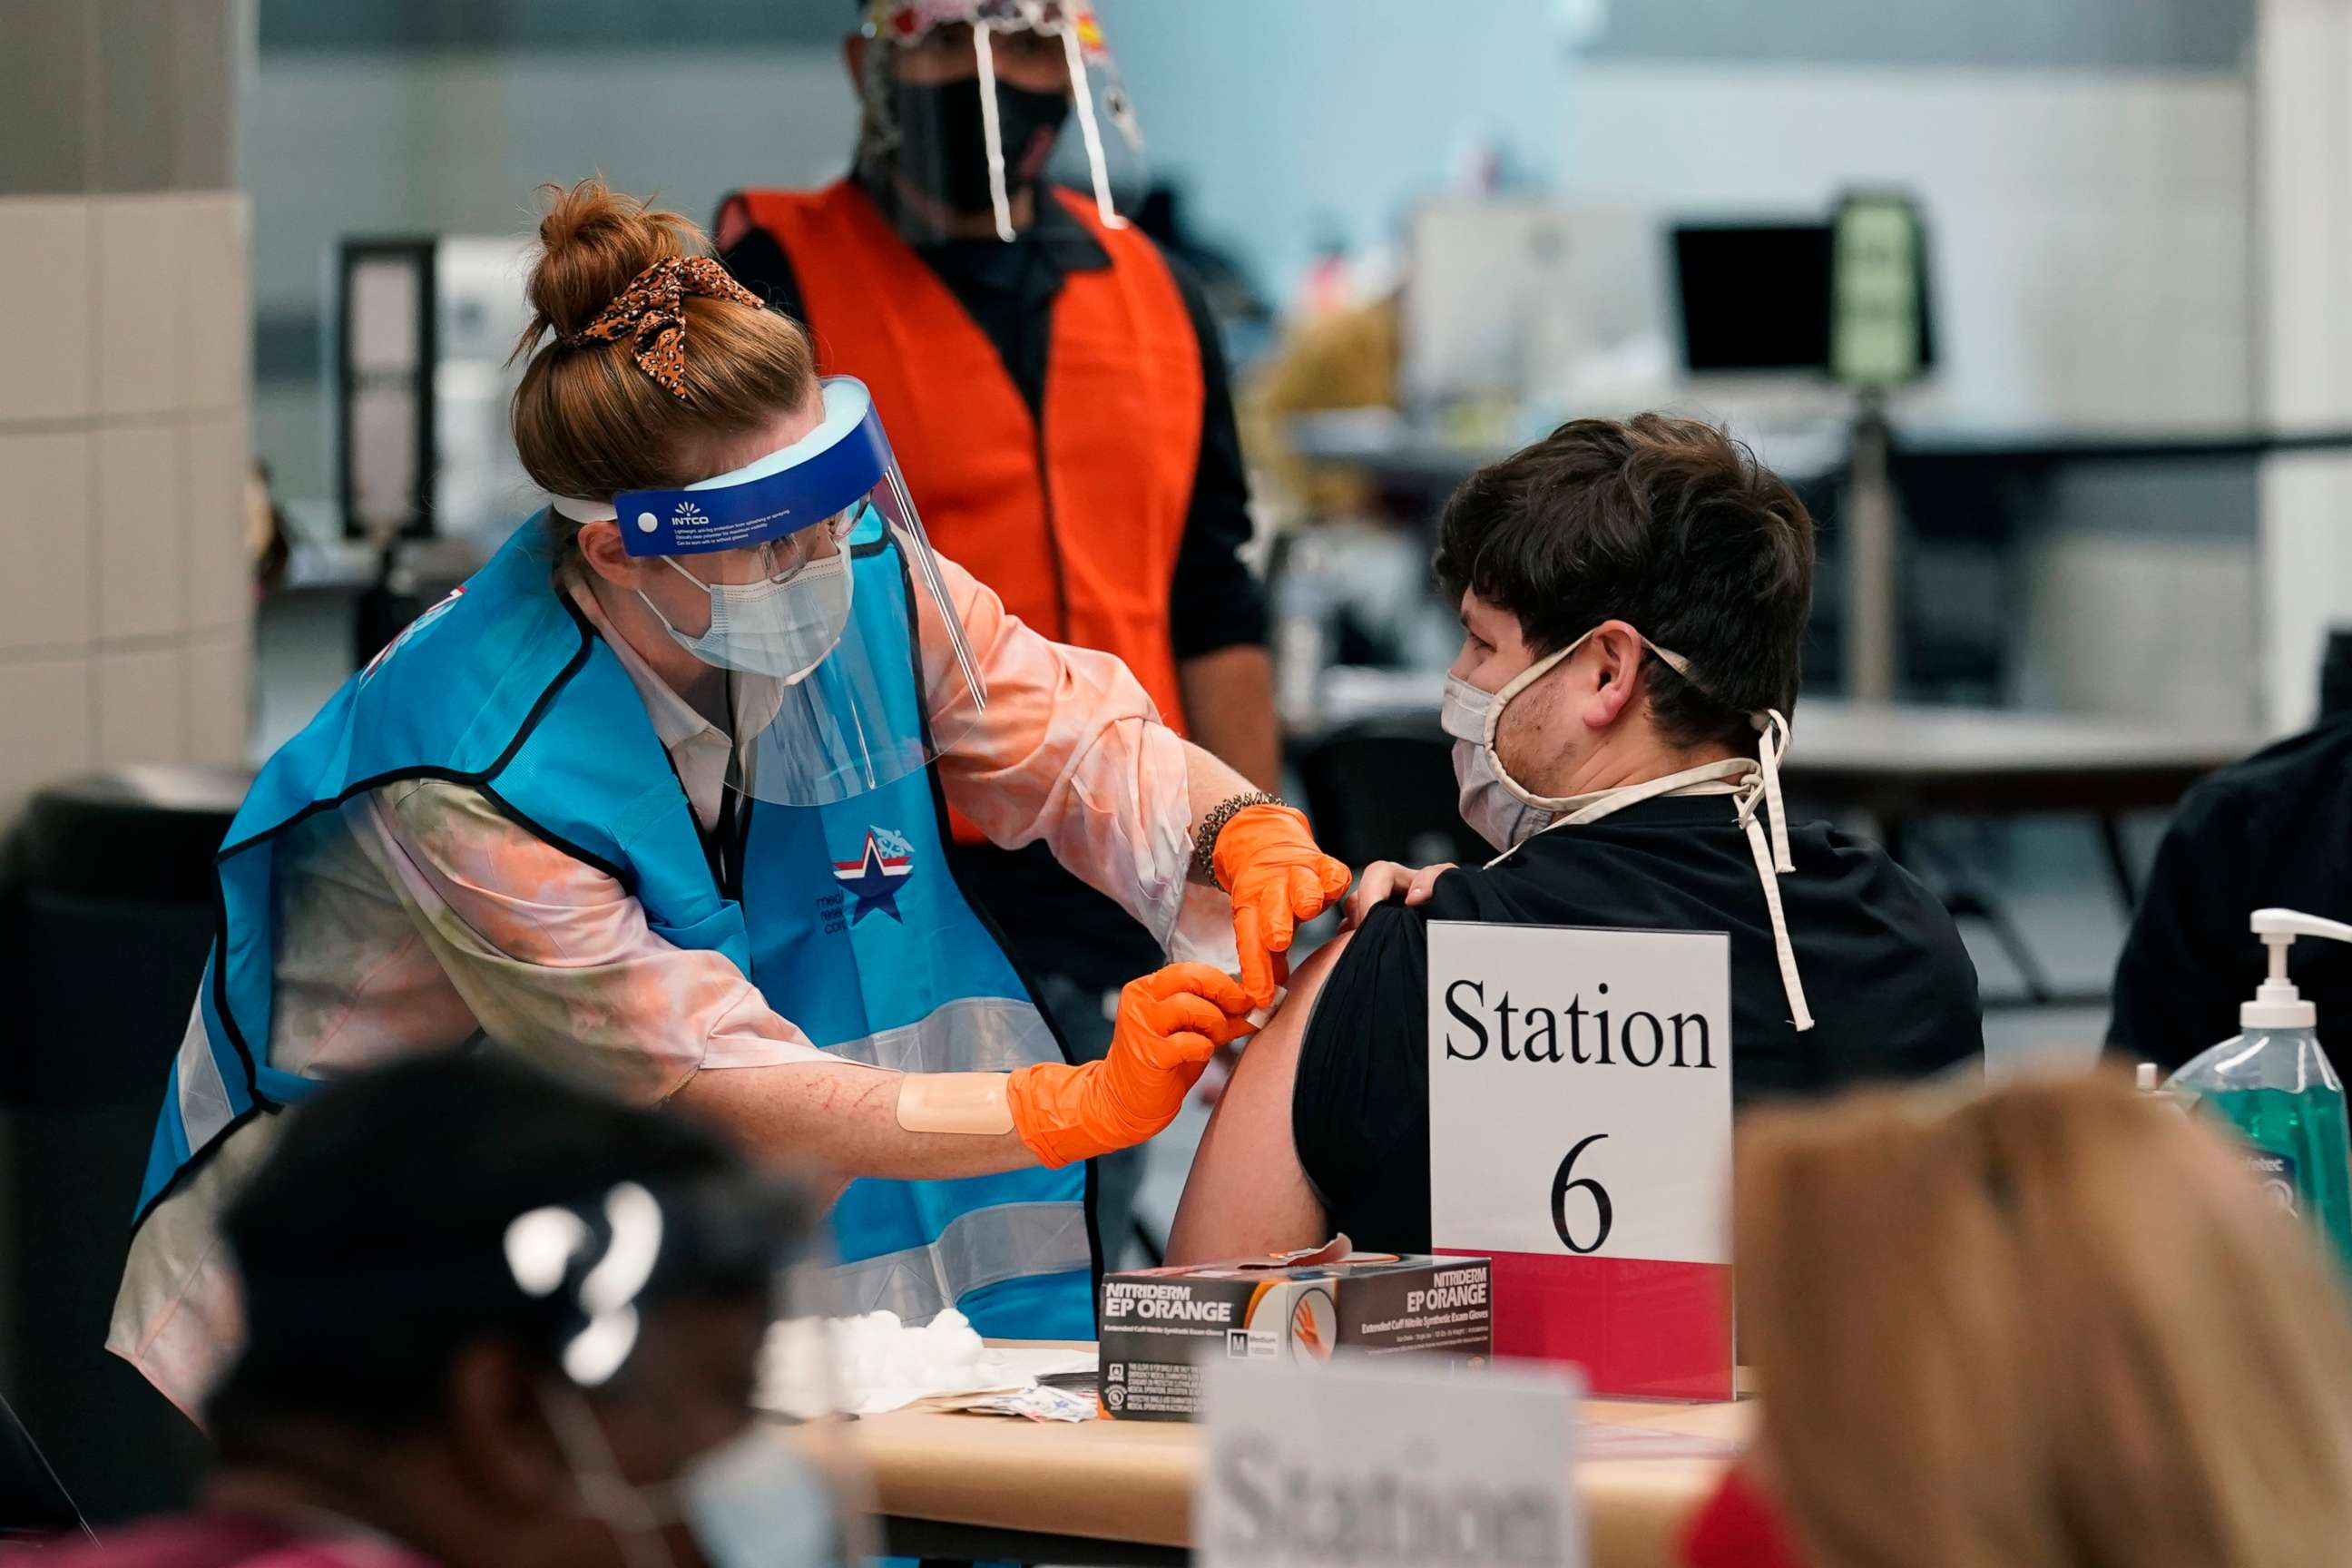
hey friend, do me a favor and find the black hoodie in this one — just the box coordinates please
[1289,793,1984,1253]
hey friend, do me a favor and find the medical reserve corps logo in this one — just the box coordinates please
[829,827,916,926]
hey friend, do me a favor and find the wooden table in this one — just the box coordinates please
[1788,702,2251,1002]
[837,1354,1748,1567]
[1784,701,2251,824]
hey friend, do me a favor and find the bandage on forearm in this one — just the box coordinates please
[896,1073,1016,1136]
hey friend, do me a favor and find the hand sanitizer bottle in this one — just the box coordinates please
[2167,909,2352,1274]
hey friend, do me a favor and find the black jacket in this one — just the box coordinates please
[1291,795,1985,1253]
[2109,720,2352,1070]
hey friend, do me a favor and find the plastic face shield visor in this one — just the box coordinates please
[553,376,986,808]
[865,0,1142,242]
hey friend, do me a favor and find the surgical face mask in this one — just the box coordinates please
[1446,623,1817,1031]
[544,1386,849,1568]
[892,74,1071,215]
[642,549,854,683]
[671,1424,849,1568]
[1444,625,1704,854]
[1442,674,1554,855]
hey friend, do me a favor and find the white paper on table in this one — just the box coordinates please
[757,1314,1100,1417]
[976,1346,1099,1384]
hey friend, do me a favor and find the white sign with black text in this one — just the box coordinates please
[1426,920,1731,1267]
[1199,1356,1586,1568]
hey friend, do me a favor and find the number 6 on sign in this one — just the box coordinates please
[1551,1134,1612,1254]
[1426,920,1735,1400]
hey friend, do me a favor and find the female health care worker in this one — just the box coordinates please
[113,181,1348,1418]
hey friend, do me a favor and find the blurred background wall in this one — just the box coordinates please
[244,3,855,500]
[244,0,2252,472]
[0,0,254,828]
[237,0,2275,737]
[0,0,258,1513]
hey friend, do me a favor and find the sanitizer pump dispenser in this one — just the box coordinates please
[2167,908,2352,1272]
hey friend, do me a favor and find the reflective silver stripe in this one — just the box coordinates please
[824,995,1062,1074]
[173,998,237,1150]
[818,1200,1093,1325]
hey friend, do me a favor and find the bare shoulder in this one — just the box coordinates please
[1165,931,1355,1263]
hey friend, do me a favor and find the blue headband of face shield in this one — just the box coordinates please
[550,377,896,556]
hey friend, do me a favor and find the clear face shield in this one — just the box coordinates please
[506,1172,874,1568]
[859,0,1145,243]
[558,377,986,807]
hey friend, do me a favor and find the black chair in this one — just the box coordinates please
[1292,715,1490,872]
[0,1392,93,1545]
[1,768,250,1522]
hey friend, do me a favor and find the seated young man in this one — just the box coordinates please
[1170,415,1984,1261]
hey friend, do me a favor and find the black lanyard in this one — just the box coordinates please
[704,673,754,899]
[712,777,744,897]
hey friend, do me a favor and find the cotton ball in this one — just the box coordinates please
[760,1306,1019,1416]
[916,1309,984,1368]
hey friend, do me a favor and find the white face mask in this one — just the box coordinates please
[642,550,854,683]
[1442,673,1553,855]
[1444,625,1706,854]
[671,1422,850,1568]
[1446,622,1817,1033]
[544,1385,850,1568]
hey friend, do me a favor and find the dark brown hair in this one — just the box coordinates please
[508,179,816,562]
[1434,414,1815,749]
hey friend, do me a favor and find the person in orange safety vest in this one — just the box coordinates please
[715,0,1279,1266]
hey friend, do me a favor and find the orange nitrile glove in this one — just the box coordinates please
[1005,964,1256,1168]
[1212,805,1353,1006]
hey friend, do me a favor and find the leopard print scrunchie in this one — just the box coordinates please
[560,255,765,400]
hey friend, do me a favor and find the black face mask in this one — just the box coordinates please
[891,74,1072,218]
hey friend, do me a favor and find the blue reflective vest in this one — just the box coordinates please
[137,516,1096,1338]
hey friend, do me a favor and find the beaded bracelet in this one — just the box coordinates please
[1191,790,1289,888]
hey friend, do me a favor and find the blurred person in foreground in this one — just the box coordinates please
[34,1053,849,1568]
[1682,1070,2352,1568]
[1169,416,1982,1261]
[715,0,1279,1261]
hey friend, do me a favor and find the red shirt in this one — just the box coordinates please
[1682,1467,1807,1568]
[3,1511,439,1568]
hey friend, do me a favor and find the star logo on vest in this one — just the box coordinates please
[831,828,915,926]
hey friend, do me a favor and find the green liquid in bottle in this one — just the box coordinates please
[2200,1084,2352,1277]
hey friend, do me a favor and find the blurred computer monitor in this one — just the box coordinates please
[1401,199,1671,411]
[1672,221,1833,374]
[336,235,536,546]
[338,239,433,544]
[1672,218,1936,378]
